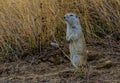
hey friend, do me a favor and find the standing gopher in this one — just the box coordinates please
[64,13,87,70]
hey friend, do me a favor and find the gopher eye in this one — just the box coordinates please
[70,14,73,16]
[76,15,78,18]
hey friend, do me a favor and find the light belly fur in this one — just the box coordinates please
[69,38,86,67]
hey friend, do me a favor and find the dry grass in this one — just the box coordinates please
[0,0,120,57]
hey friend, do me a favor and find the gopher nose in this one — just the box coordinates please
[64,16,66,19]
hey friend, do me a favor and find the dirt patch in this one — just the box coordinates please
[0,39,120,83]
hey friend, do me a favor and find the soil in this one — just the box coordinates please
[0,38,120,83]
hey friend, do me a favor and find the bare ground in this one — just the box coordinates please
[0,38,120,83]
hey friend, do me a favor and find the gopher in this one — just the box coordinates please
[64,13,87,70]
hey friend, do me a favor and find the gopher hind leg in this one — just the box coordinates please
[71,55,79,68]
[70,54,87,75]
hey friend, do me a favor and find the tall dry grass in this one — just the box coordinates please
[0,0,120,58]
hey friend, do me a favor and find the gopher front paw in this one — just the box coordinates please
[66,40,70,43]
[66,36,71,43]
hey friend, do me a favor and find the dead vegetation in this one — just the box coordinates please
[0,0,120,58]
[0,0,120,82]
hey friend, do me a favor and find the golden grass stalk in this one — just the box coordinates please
[0,0,119,57]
